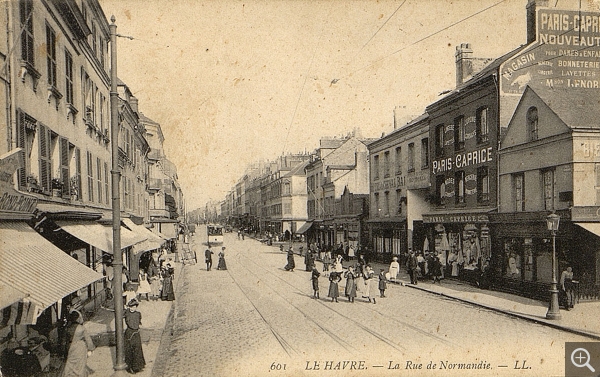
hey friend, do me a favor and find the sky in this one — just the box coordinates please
[97,0,600,211]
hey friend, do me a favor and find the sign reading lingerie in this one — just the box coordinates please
[500,8,600,94]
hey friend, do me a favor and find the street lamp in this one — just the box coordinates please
[546,212,561,320]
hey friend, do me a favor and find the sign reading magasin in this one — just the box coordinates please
[501,8,600,94]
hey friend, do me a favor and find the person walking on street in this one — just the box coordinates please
[344,266,357,303]
[322,251,331,276]
[124,298,146,374]
[362,265,376,304]
[378,268,388,298]
[560,266,575,310]
[431,252,443,284]
[205,247,214,271]
[61,310,95,377]
[217,247,228,270]
[407,249,418,285]
[284,247,295,271]
[311,266,321,299]
[160,263,175,301]
[328,271,341,302]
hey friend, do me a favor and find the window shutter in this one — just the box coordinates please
[60,137,70,197]
[39,124,51,192]
[75,147,82,198]
[16,112,27,188]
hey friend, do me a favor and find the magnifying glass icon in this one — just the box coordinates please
[571,348,596,372]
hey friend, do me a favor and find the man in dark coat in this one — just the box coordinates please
[205,247,214,271]
[407,249,418,285]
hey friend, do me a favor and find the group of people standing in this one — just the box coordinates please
[204,246,227,271]
[135,259,175,302]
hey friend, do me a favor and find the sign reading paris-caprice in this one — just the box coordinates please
[432,147,493,174]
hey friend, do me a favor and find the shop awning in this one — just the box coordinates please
[295,221,313,234]
[35,202,102,220]
[56,221,147,254]
[575,222,600,237]
[123,219,165,255]
[0,222,104,320]
[0,284,28,311]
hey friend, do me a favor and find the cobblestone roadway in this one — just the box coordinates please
[154,229,589,377]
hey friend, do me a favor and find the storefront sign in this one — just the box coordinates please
[423,213,489,224]
[432,147,493,174]
[371,175,405,191]
[501,9,600,95]
[406,171,429,189]
[0,149,38,215]
[571,206,600,221]
[574,139,600,161]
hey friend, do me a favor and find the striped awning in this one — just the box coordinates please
[123,219,165,255]
[56,221,147,254]
[0,222,104,322]
[0,284,28,311]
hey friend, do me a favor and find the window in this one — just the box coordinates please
[421,138,429,169]
[99,94,106,133]
[395,147,402,175]
[16,111,37,189]
[514,173,525,212]
[87,151,94,202]
[20,0,34,66]
[455,171,465,204]
[96,157,102,204]
[396,189,403,215]
[436,175,446,206]
[38,124,52,192]
[477,107,489,143]
[65,50,74,104]
[435,124,445,157]
[98,36,105,69]
[104,162,109,204]
[383,191,390,216]
[374,193,380,216]
[383,151,390,178]
[477,166,490,203]
[59,138,70,197]
[407,143,415,172]
[543,169,554,210]
[527,107,538,141]
[373,154,380,180]
[46,25,57,87]
[454,116,465,150]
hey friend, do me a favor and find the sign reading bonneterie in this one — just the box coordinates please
[501,8,600,94]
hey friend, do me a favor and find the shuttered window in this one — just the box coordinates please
[38,125,52,193]
[59,137,70,197]
[87,151,94,202]
[104,162,110,204]
[96,157,102,204]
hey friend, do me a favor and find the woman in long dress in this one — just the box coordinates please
[284,247,295,271]
[160,264,175,301]
[217,247,228,270]
[344,266,357,303]
[62,310,95,377]
[334,254,344,274]
[362,265,376,304]
[137,271,151,301]
[124,299,146,374]
[147,262,161,300]
[389,256,400,282]
[328,272,341,302]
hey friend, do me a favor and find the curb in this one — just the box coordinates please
[401,280,600,341]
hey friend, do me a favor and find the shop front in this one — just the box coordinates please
[422,210,492,283]
[367,218,407,263]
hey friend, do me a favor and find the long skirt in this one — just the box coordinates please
[217,256,227,270]
[161,277,175,301]
[328,282,339,298]
[150,278,161,298]
[345,278,356,298]
[312,278,319,291]
[124,328,145,373]
[284,255,295,271]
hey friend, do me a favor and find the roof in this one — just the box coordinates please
[138,112,160,126]
[0,222,104,314]
[532,87,600,130]
[283,160,310,178]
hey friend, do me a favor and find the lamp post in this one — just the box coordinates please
[546,212,561,320]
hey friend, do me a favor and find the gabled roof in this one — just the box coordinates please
[283,160,310,178]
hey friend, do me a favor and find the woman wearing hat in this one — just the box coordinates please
[217,247,228,270]
[62,310,94,377]
[389,256,400,283]
[124,298,145,374]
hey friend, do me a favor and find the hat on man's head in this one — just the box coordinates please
[127,298,139,307]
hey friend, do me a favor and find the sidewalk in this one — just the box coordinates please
[83,254,183,376]
[362,259,600,340]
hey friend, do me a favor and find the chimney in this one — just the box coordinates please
[130,96,139,114]
[455,43,473,87]
[526,0,550,44]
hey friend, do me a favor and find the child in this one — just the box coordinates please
[328,271,341,302]
[311,266,321,299]
[378,268,388,298]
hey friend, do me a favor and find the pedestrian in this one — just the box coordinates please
[217,247,227,270]
[389,256,400,283]
[362,265,376,304]
[137,271,151,301]
[334,254,344,274]
[322,251,331,276]
[311,266,321,299]
[407,249,418,285]
[160,263,175,301]
[328,271,341,302]
[431,252,443,284]
[356,254,366,277]
[344,265,357,303]
[61,310,94,377]
[284,247,295,271]
[560,266,575,310]
[124,298,146,374]
[378,268,388,298]
[205,246,214,271]
[304,247,311,271]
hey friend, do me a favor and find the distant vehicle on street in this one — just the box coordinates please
[207,224,224,245]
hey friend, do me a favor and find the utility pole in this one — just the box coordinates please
[109,16,127,374]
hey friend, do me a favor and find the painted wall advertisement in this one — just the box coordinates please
[501,8,600,94]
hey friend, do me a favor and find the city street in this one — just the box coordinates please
[152,227,589,377]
